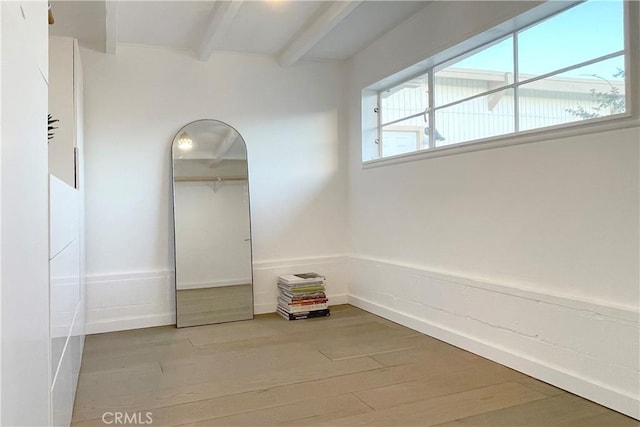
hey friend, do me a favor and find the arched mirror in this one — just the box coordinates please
[171,120,253,328]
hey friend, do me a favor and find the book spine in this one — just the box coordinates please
[291,310,330,320]
[277,309,291,321]
[278,281,325,288]
[277,307,330,320]
[278,296,328,304]
[279,285,326,291]
[277,275,326,285]
[279,291,327,300]
[279,303,328,313]
[277,284,326,293]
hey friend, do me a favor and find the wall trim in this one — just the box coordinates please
[253,255,348,270]
[347,255,640,420]
[85,270,172,283]
[351,255,637,319]
[86,297,351,333]
[85,271,175,334]
[85,256,349,334]
[86,313,176,335]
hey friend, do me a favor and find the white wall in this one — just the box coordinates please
[346,0,639,419]
[0,1,50,425]
[81,46,349,332]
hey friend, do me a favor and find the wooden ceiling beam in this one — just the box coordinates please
[198,0,244,62]
[278,1,362,67]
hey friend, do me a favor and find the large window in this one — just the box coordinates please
[370,0,633,161]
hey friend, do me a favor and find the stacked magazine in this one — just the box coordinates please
[277,273,330,320]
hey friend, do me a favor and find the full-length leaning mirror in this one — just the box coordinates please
[171,119,253,328]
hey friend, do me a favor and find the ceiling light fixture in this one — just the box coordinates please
[265,0,285,7]
[177,132,193,150]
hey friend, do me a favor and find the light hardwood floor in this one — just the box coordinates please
[72,305,639,426]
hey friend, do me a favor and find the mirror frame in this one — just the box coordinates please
[170,119,254,327]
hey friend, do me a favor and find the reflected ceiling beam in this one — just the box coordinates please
[213,128,238,159]
[278,1,362,67]
[198,0,245,61]
[208,128,239,167]
[105,0,118,54]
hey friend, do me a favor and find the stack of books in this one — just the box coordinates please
[277,273,330,320]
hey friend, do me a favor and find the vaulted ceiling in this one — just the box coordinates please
[49,1,430,65]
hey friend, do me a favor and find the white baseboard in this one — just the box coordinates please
[348,256,640,420]
[86,313,176,335]
[85,256,349,333]
[85,271,175,334]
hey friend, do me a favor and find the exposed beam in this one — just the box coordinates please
[198,1,244,62]
[278,1,362,67]
[213,128,238,158]
[208,128,239,167]
[105,0,118,54]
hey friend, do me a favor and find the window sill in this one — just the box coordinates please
[362,115,639,169]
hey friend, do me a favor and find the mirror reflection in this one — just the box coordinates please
[171,119,253,328]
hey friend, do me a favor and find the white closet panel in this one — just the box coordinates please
[49,36,85,427]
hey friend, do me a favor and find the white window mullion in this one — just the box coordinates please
[428,70,435,149]
[513,31,520,133]
[376,92,383,158]
[624,0,638,116]
[380,110,426,128]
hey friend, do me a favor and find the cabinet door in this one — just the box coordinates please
[49,36,76,187]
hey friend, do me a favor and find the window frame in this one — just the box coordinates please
[363,0,639,167]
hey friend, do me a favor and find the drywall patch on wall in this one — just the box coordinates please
[85,255,349,333]
[348,256,640,419]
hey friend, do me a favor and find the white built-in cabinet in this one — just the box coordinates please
[48,36,85,427]
[1,1,50,425]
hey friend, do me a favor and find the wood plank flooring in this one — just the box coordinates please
[71,305,638,427]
